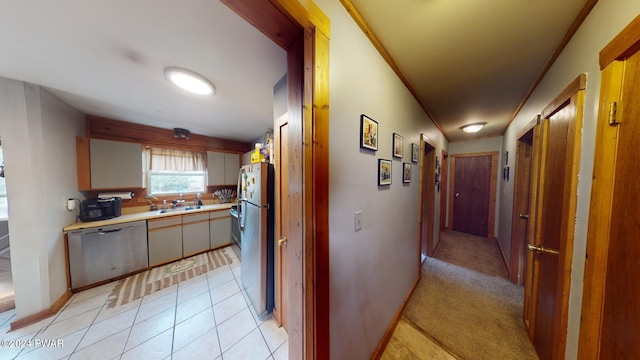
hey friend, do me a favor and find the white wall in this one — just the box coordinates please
[498,1,640,358]
[0,78,84,319]
[316,0,447,358]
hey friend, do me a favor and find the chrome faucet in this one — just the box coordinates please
[144,194,158,211]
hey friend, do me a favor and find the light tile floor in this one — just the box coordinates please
[0,246,288,360]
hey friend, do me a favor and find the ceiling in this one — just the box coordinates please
[348,0,591,141]
[0,0,287,143]
[0,0,592,143]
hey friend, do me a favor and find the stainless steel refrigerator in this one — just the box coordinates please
[237,162,274,319]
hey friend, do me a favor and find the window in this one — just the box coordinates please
[148,147,207,195]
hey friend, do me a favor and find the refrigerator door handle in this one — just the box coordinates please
[238,168,244,231]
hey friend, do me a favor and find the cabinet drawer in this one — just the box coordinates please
[148,216,182,229]
[210,209,231,219]
[182,212,209,224]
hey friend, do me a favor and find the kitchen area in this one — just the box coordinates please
[45,116,286,360]
[0,1,291,358]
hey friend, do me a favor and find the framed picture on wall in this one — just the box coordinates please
[411,143,419,163]
[378,159,392,185]
[393,133,403,158]
[360,114,378,151]
[403,163,411,183]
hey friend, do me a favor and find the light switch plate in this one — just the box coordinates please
[354,210,362,231]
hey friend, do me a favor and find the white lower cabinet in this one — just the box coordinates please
[183,213,210,257]
[210,210,232,249]
[148,216,183,267]
[146,208,233,267]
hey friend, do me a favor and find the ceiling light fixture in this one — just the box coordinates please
[164,67,215,96]
[173,128,191,140]
[461,123,486,133]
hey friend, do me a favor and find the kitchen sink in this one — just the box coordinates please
[156,206,203,215]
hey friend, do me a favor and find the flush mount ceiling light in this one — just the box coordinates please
[461,122,486,133]
[164,67,215,96]
[173,128,190,140]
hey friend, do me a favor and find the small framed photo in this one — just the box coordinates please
[504,151,509,165]
[403,163,411,183]
[411,143,419,163]
[393,133,403,158]
[378,159,392,186]
[360,114,378,151]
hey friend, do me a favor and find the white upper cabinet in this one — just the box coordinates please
[208,151,240,185]
[89,139,144,189]
[224,153,240,185]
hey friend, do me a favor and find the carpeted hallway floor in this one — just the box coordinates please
[381,231,538,359]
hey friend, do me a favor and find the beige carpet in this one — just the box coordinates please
[433,231,508,279]
[107,246,233,308]
[403,257,538,360]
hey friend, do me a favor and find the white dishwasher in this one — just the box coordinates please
[68,220,148,290]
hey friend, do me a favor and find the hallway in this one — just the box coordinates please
[382,231,537,359]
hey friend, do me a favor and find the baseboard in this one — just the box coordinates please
[10,290,72,331]
[371,275,421,360]
[495,236,510,277]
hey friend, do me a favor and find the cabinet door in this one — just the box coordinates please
[224,153,240,185]
[210,216,231,249]
[207,151,225,185]
[148,225,182,267]
[90,138,143,189]
[183,220,210,256]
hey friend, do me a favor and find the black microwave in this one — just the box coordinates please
[79,197,122,222]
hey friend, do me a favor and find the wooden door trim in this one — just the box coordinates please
[439,150,449,232]
[418,137,436,259]
[541,74,586,119]
[219,2,330,359]
[578,17,640,356]
[600,13,640,69]
[273,112,288,329]
[448,151,499,240]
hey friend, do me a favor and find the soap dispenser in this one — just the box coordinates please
[196,193,203,206]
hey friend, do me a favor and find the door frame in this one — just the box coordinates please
[578,14,640,359]
[524,75,585,358]
[418,136,436,259]
[448,152,498,239]
[220,1,330,359]
[509,116,540,285]
[439,150,449,232]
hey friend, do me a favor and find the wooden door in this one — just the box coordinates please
[439,150,448,231]
[274,113,289,332]
[523,122,543,333]
[510,124,536,285]
[452,155,492,237]
[527,76,584,359]
[597,50,640,359]
[420,140,435,258]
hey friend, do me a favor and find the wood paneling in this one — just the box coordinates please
[76,137,91,190]
[86,115,252,153]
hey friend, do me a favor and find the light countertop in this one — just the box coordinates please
[63,203,235,233]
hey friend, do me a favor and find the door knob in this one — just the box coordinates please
[278,237,288,246]
[519,213,530,219]
[527,244,559,255]
[455,192,460,198]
